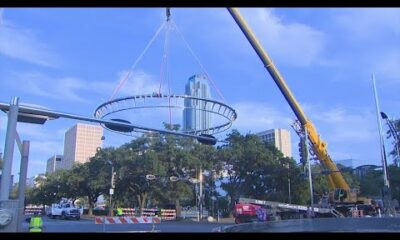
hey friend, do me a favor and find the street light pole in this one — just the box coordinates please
[0,97,19,200]
[304,127,314,217]
[107,161,114,217]
[288,164,291,204]
[199,168,203,221]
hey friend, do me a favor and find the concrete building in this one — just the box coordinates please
[256,128,292,158]
[183,74,212,133]
[46,155,63,174]
[62,123,103,170]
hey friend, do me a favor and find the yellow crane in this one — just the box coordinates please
[227,8,369,205]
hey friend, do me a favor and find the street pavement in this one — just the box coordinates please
[21,216,234,233]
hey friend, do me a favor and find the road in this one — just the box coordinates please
[21,217,234,233]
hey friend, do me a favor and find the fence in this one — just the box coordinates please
[160,209,176,220]
[181,208,209,219]
[142,208,158,217]
[122,208,136,216]
[24,206,44,216]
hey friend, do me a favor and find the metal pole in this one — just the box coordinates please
[199,168,203,221]
[0,97,19,200]
[109,165,114,217]
[0,102,217,144]
[372,74,390,188]
[305,128,314,217]
[17,141,29,232]
[288,166,292,204]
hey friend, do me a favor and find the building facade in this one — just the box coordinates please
[256,128,292,158]
[46,155,63,174]
[62,123,103,170]
[183,74,212,133]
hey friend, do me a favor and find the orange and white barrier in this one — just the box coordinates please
[122,208,136,216]
[95,216,161,224]
[160,209,176,220]
[142,208,158,217]
[25,206,43,216]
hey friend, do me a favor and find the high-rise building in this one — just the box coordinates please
[256,128,292,158]
[183,74,212,133]
[46,155,63,174]
[62,123,103,169]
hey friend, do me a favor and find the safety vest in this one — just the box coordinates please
[29,216,43,233]
[117,208,123,216]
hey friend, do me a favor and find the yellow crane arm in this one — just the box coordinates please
[227,8,349,191]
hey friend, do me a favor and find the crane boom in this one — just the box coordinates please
[227,8,350,193]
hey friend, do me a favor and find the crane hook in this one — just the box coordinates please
[166,8,171,21]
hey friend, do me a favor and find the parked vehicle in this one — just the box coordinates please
[45,198,81,220]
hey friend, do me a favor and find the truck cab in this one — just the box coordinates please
[46,200,81,220]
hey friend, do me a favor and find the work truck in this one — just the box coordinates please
[45,198,82,220]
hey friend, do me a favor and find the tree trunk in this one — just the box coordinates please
[229,195,236,217]
[88,197,93,216]
[175,198,181,218]
[137,193,147,216]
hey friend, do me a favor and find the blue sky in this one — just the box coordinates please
[0,8,399,179]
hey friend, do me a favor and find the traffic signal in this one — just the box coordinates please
[111,171,117,188]
[299,138,308,166]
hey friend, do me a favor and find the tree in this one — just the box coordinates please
[385,118,400,164]
[84,147,117,215]
[217,130,303,215]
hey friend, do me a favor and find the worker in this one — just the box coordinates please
[116,207,124,216]
[29,212,43,233]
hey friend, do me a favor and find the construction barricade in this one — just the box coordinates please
[142,208,158,217]
[95,216,161,224]
[25,205,44,216]
[122,208,136,216]
[160,209,176,220]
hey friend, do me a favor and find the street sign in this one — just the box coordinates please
[146,175,156,180]
[109,188,114,195]
[169,176,179,182]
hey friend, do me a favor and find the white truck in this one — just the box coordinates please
[45,199,82,220]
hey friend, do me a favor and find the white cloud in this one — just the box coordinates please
[110,70,160,99]
[332,8,400,39]
[8,72,90,103]
[8,69,161,104]
[325,8,400,84]
[239,8,325,67]
[231,101,292,133]
[308,106,378,143]
[0,20,60,67]
[172,8,325,69]
[373,51,400,83]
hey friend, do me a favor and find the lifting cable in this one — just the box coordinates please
[157,8,173,125]
[109,21,166,101]
[109,7,227,125]
[171,19,227,103]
